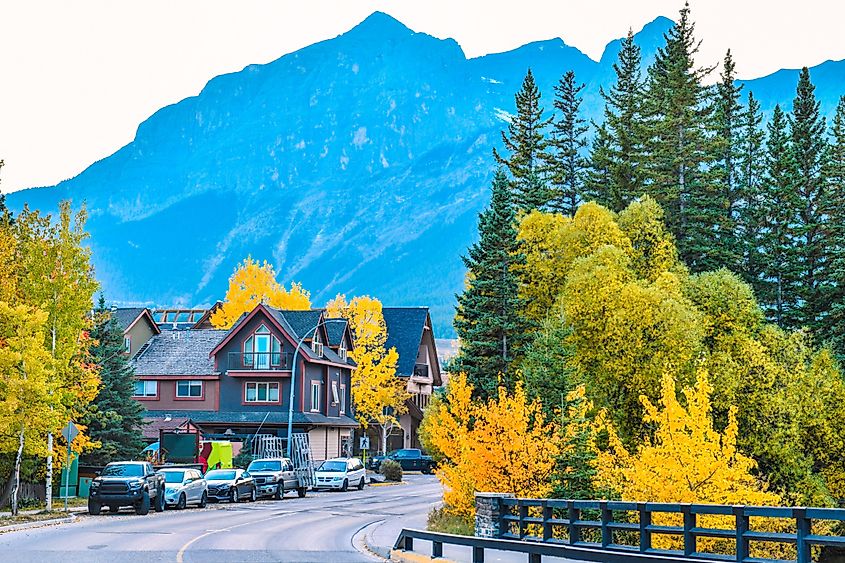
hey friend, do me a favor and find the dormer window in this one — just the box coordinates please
[242,324,282,369]
[339,340,347,360]
[312,330,324,357]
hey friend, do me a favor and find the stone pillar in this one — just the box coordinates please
[475,492,514,538]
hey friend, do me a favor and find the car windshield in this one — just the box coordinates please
[395,450,417,458]
[161,471,185,484]
[205,470,236,480]
[318,461,346,472]
[101,464,144,477]
[248,460,281,472]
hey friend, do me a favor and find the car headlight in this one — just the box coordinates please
[129,480,144,489]
[90,480,101,489]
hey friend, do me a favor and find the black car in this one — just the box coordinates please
[204,468,257,502]
[88,461,166,515]
[367,448,435,474]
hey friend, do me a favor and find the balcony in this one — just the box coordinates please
[413,363,429,380]
[227,351,293,372]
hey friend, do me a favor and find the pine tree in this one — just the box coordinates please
[454,169,527,401]
[758,105,801,327]
[789,67,829,334]
[736,91,767,292]
[547,71,589,216]
[80,296,145,465]
[821,97,845,354]
[586,29,647,211]
[641,2,717,271]
[494,69,553,211]
[711,50,744,270]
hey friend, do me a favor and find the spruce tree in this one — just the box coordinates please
[759,105,801,327]
[641,2,717,271]
[585,29,647,211]
[494,69,553,211]
[547,71,589,216]
[454,169,527,401]
[711,50,744,271]
[81,296,146,465]
[821,97,845,354]
[736,91,767,292]
[789,67,829,334]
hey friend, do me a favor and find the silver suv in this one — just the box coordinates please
[246,458,300,499]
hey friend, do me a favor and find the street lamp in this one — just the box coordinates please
[286,318,346,458]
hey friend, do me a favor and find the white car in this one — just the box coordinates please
[159,468,208,509]
[313,457,366,491]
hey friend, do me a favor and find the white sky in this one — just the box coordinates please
[2,0,844,193]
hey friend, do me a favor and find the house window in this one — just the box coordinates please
[331,381,340,405]
[339,384,346,414]
[242,325,281,369]
[339,341,347,360]
[124,336,132,353]
[310,382,321,412]
[133,380,157,397]
[245,382,279,403]
[176,380,203,398]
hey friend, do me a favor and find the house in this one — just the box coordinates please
[113,307,160,358]
[132,304,358,462]
[381,307,442,451]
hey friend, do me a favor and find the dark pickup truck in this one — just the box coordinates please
[368,449,435,474]
[88,461,166,515]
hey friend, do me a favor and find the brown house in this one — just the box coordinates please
[113,307,160,358]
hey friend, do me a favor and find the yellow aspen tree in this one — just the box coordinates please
[210,257,311,328]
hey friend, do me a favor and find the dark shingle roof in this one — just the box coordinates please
[324,318,348,346]
[133,329,226,376]
[382,307,429,377]
[113,308,147,332]
[276,310,323,341]
[143,410,359,428]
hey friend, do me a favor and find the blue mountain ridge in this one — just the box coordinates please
[8,12,845,337]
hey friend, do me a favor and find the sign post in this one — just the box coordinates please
[359,435,370,468]
[60,421,79,513]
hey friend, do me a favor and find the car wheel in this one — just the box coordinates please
[297,487,307,498]
[422,466,432,475]
[88,500,101,515]
[198,491,208,508]
[177,493,186,510]
[154,491,165,512]
[274,485,283,500]
[249,488,256,502]
[340,479,348,492]
[135,491,151,515]
[229,489,238,503]
[358,477,365,490]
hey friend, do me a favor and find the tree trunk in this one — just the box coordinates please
[11,427,24,516]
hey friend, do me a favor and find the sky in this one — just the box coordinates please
[1,0,844,193]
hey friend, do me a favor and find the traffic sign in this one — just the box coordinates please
[61,421,79,443]
[359,436,370,450]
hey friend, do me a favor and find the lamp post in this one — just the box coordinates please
[286,318,346,459]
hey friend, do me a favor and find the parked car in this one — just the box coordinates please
[88,461,166,515]
[159,467,208,509]
[246,457,308,499]
[314,457,366,491]
[367,449,435,474]
[204,468,256,502]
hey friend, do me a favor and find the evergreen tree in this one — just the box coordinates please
[454,169,527,401]
[711,50,744,270]
[758,105,801,327]
[789,67,829,334]
[80,296,145,465]
[821,97,845,355]
[736,91,767,292]
[494,69,553,211]
[641,2,717,271]
[520,312,575,418]
[547,71,589,215]
[586,29,647,211]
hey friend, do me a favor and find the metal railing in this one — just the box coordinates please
[226,351,293,371]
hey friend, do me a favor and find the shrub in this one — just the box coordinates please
[380,459,403,481]
[427,506,473,536]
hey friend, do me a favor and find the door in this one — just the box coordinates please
[283,460,297,490]
[255,334,270,369]
[189,470,202,502]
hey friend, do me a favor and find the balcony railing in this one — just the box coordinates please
[413,363,430,379]
[227,351,293,371]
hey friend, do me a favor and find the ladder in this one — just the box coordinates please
[290,432,315,488]
[253,434,285,459]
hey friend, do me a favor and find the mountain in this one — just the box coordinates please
[7,12,845,337]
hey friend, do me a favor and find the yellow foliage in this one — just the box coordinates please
[425,374,559,520]
[211,257,311,328]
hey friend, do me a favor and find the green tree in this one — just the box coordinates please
[494,69,553,211]
[821,96,845,356]
[519,308,575,417]
[80,297,145,465]
[586,28,647,211]
[641,2,717,271]
[736,91,767,291]
[454,169,527,400]
[547,71,588,216]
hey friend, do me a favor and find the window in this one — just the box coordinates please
[176,380,203,398]
[331,381,340,405]
[242,325,282,369]
[310,382,321,412]
[339,341,347,360]
[312,330,324,357]
[245,381,280,403]
[124,336,132,353]
[339,384,346,414]
[133,380,157,397]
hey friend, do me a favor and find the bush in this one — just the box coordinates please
[380,459,403,481]
[427,506,474,536]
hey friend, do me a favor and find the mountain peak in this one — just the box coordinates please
[348,11,413,37]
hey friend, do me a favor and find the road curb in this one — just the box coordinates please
[0,513,77,534]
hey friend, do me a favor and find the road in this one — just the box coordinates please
[0,474,442,563]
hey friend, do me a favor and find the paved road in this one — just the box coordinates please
[0,474,442,563]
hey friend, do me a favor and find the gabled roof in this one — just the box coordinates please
[113,307,160,335]
[133,329,226,376]
[191,301,223,329]
[382,307,431,377]
[325,318,349,347]
[272,309,323,341]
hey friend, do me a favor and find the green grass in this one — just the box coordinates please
[427,506,474,536]
[0,510,75,528]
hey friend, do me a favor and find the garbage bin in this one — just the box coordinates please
[78,477,92,499]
